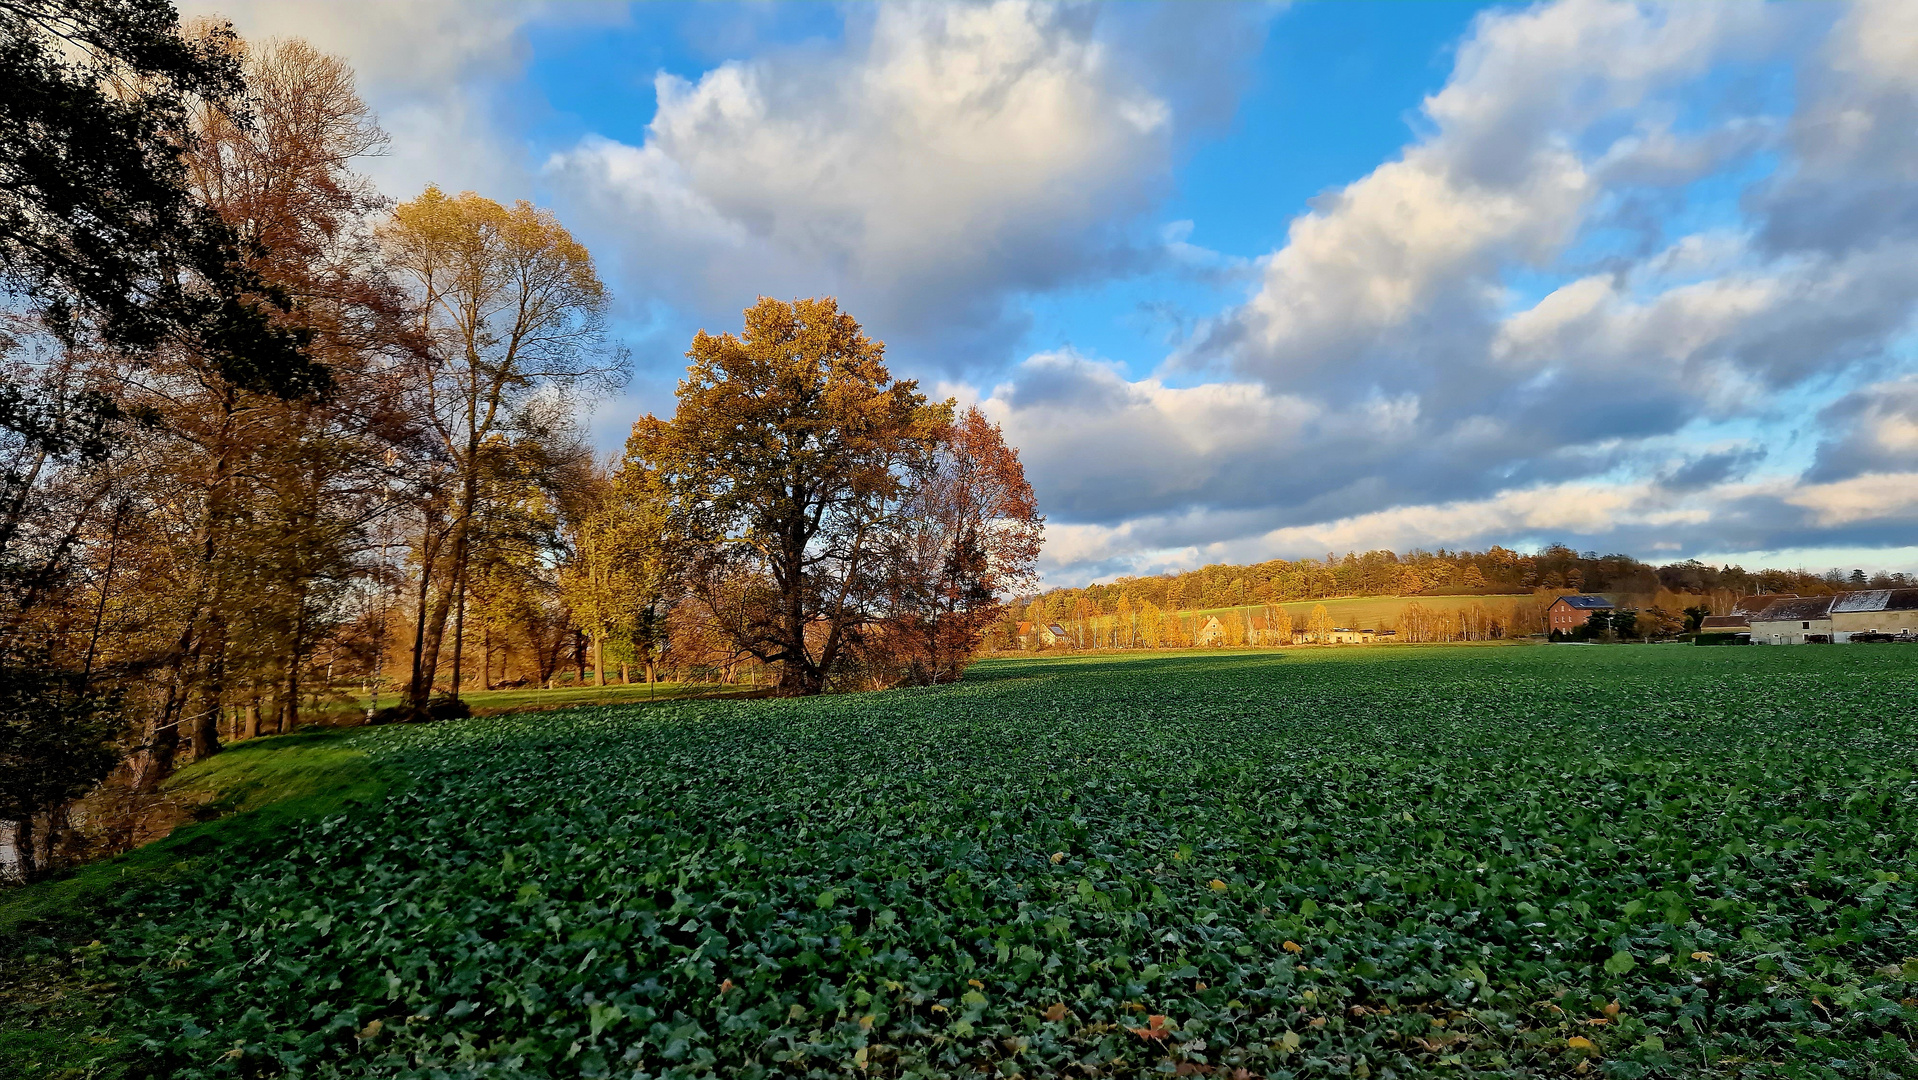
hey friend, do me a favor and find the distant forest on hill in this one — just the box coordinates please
[1023,544,1913,618]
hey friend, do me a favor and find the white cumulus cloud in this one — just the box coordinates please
[544,1,1265,368]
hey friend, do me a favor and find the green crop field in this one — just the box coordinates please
[6,645,1918,1079]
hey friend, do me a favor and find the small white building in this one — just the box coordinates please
[1749,595,1835,644]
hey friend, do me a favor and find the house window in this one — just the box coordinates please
[1802,621,1810,629]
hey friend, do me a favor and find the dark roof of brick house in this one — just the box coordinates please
[1699,615,1751,630]
[1550,594,1614,610]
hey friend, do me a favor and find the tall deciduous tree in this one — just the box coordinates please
[883,406,1042,683]
[121,30,411,782]
[1307,603,1333,644]
[633,297,940,696]
[381,187,621,706]
[560,461,672,687]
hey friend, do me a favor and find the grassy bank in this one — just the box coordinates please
[297,678,766,727]
[0,728,393,1079]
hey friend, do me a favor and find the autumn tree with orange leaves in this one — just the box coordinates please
[632,298,1041,696]
[881,405,1044,684]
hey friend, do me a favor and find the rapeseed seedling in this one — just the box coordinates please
[33,645,1918,1078]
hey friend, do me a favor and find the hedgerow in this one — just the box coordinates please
[95,646,1918,1077]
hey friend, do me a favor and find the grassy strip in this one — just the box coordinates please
[300,679,765,726]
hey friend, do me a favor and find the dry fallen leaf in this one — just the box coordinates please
[1127,1014,1173,1041]
[1282,940,1303,954]
[1691,951,1713,961]
[1566,1035,1596,1052]
[1050,851,1066,864]
[1044,1002,1068,1022]
[1209,879,1229,891]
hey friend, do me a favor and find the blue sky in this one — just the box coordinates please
[194,0,1918,585]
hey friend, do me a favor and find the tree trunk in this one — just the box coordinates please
[136,668,187,794]
[419,463,480,704]
[284,641,301,733]
[44,805,67,877]
[408,506,450,707]
[13,815,34,884]
[243,698,260,739]
[449,562,467,700]
[594,634,605,686]
[481,624,493,691]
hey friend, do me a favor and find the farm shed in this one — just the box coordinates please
[1546,594,1613,635]
[1749,595,1836,644]
[1829,589,1918,641]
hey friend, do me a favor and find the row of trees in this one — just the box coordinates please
[0,3,1041,881]
[1024,546,1897,622]
[1007,597,1543,652]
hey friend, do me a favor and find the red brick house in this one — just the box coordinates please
[1546,594,1613,635]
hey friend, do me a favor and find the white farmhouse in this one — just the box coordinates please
[1749,595,1835,644]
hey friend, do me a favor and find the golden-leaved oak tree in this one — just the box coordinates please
[630,297,942,696]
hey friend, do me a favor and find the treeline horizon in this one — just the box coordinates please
[1018,543,1911,619]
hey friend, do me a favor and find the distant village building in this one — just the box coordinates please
[1015,621,1071,647]
[1196,616,1225,646]
[1749,595,1836,644]
[1546,594,1614,635]
[1290,626,1376,645]
[1829,589,1918,641]
[1698,594,1798,637]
